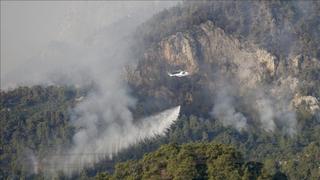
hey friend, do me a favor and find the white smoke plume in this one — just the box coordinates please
[211,75,298,136]
[1,1,180,176]
[211,81,297,135]
[43,106,180,175]
[18,149,40,175]
[255,98,276,133]
[211,86,248,131]
[210,73,297,135]
[1,1,179,89]
[205,35,297,135]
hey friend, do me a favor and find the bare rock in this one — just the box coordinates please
[292,95,320,113]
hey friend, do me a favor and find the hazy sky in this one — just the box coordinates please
[0,1,178,86]
[1,1,67,75]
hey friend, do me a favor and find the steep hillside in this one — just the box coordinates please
[130,20,320,134]
[134,1,320,58]
[1,1,320,179]
[122,1,320,179]
[0,86,84,178]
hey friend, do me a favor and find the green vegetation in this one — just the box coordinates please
[96,142,281,180]
[135,1,320,58]
[2,85,319,179]
[1,1,320,179]
[0,86,81,178]
[108,113,319,180]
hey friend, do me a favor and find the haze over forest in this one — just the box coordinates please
[1,1,319,179]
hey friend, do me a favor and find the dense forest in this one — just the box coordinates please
[0,86,80,178]
[1,85,319,179]
[97,142,280,180]
[1,0,320,179]
[134,0,320,59]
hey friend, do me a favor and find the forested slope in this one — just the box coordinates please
[97,143,281,180]
[1,1,320,179]
[0,86,84,178]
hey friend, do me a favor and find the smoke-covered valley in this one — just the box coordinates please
[1,1,320,179]
[2,1,181,176]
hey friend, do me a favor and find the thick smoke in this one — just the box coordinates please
[255,98,276,133]
[2,1,180,176]
[201,0,318,137]
[44,106,180,175]
[210,67,297,136]
[203,26,298,135]
[210,84,248,131]
[1,1,178,89]
[211,81,297,136]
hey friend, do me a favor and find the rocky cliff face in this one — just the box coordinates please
[160,32,199,74]
[292,95,320,113]
[131,21,278,95]
[128,18,319,134]
[136,21,277,87]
